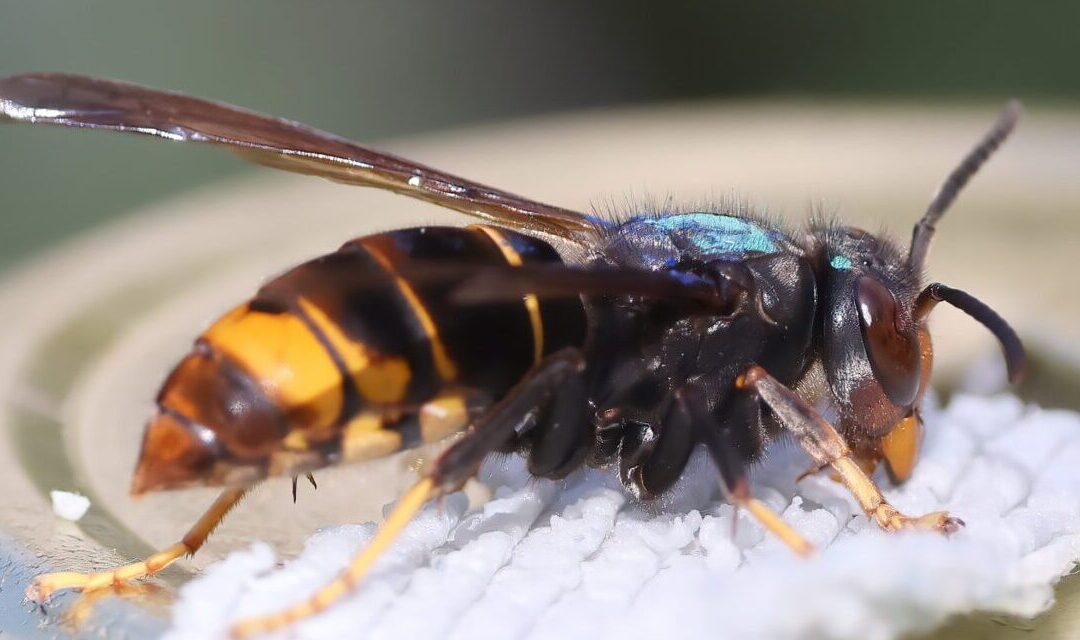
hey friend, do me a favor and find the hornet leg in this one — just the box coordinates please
[677,385,814,556]
[230,348,587,639]
[526,360,590,479]
[737,365,961,534]
[27,487,249,602]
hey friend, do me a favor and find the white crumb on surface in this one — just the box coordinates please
[166,394,1080,640]
[50,490,91,521]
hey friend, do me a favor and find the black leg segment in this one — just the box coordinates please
[676,382,813,555]
[620,390,700,499]
[432,347,586,491]
[527,363,589,478]
[675,385,748,499]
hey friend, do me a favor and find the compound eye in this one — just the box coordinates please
[856,277,921,408]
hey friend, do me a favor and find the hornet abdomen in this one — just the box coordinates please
[132,225,588,493]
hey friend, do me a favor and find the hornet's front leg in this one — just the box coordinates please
[737,365,962,534]
[230,347,588,639]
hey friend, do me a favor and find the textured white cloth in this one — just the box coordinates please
[166,393,1080,640]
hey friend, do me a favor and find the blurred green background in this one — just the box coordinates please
[1,2,1077,270]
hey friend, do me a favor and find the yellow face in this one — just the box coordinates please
[877,325,934,484]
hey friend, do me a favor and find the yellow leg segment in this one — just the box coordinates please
[735,365,960,536]
[831,457,962,533]
[27,487,248,602]
[740,497,815,556]
[797,451,879,485]
[230,477,436,639]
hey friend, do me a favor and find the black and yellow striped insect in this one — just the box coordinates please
[0,73,1025,638]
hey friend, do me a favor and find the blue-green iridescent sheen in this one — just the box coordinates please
[638,213,779,255]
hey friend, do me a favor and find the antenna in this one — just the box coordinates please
[908,100,1022,269]
[914,283,1026,383]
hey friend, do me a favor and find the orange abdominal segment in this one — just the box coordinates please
[130,411,217,494]
[203,303,344,431]
[135,226,586,491]
[297,297,412,405]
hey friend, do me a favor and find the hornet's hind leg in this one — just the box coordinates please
[736,365,962,534]
[27,487,249,602]
[229,348,588,639]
